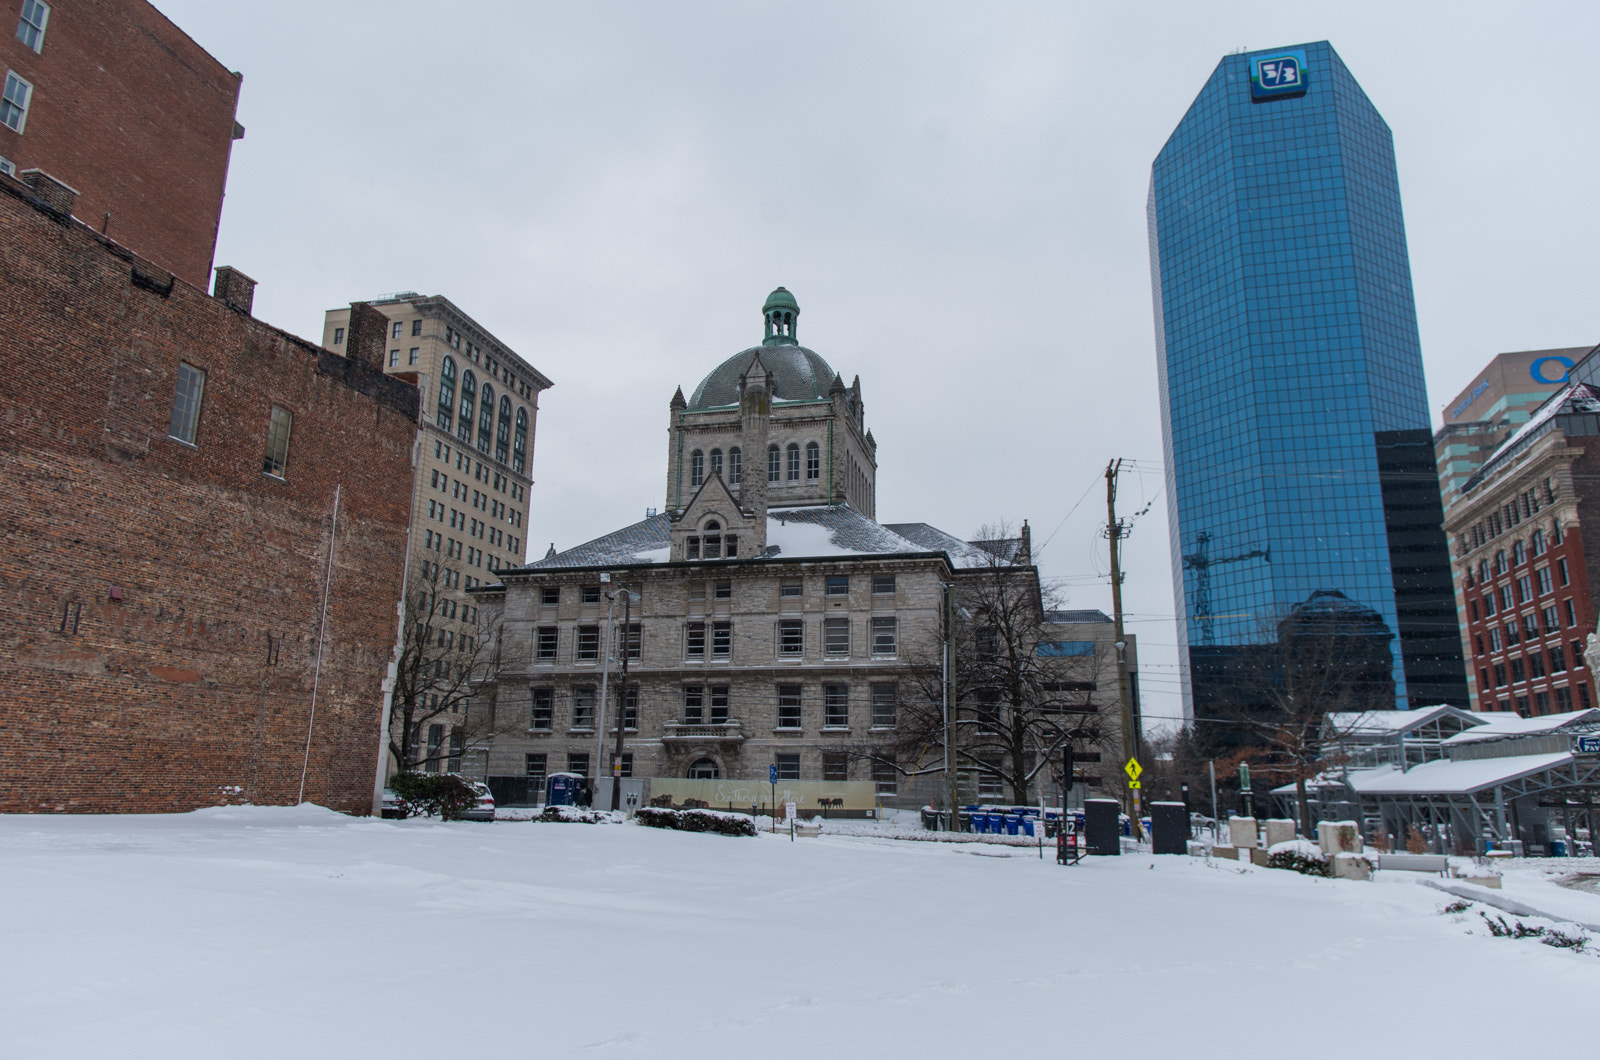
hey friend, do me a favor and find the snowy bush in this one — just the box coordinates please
[1266,839,1331,877]
[635,807,757,837]
[389,772,477,821]
[539,805,619,824]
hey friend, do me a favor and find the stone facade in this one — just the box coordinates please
[0,173,418,813]
[0,0,243,288]
[472,290,1129,810]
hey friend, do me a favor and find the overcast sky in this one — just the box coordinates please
[159,1,1600,732]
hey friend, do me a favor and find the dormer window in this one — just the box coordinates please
[703,520,722,559]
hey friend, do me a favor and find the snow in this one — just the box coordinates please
[1442,708,1600,744]
[1352,751,1574,795]
[2,806,1598,1057]
[631,545,672,563]
[765,519,864,557]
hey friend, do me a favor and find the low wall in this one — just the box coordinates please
[648,778,880,817]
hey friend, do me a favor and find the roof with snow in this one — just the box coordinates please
[519,506,956,571]
[1044,609,1113,625]
[1464,382,1600,492]
[1271,751,1578,797]
[1441,709,1600,745]
[883,523,1020,569]
[1324,705,1477,736]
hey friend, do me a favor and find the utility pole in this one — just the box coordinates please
[610,587,637,812]
[943,582,961,830]
[1105,459,1139,829]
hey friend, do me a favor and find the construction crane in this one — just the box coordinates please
[1182,531,1270,645]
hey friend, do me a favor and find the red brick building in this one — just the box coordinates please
[1447,384,1600,716]
[0,172,419,814]
[0,0,243,288]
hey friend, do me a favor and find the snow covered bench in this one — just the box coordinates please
[1375,853,1447,875]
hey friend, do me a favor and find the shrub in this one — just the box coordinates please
[635,807,757,837]
[389,772,478,821]
[1266,847,1331,877]
[539,805,617,824]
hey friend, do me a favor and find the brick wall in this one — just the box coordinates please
[0,176,418,813]
[0,0,242,287]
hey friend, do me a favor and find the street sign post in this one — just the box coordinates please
[769,764,778,834]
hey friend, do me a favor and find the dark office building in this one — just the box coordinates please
[1148,42,1467,725]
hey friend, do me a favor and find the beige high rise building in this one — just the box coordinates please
[322,294,552,774]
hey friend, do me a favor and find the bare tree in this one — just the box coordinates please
[891,523,1122,805]
[388,562,505,773]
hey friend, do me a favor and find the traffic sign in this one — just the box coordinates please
[770,764,778,784]
[1124,757,1143,782]
[1578,736,1600,754]
[1128,779,1141,789]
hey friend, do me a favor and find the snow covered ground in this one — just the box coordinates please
[2,807,1597,1058]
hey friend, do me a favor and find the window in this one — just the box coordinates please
[709,449,722,480]
[1516,576,1532,603]
[780,581,803,599]
[786,443,800,481]
[478,384,494,453]
[458,370,476,443]
[714,580,732,600]
[871,684,896,728]
[824,617,849,656]
[1523,614,1539,638]
[582,584,601,604]
[496,395,511,463]
[823,684,849,728]
[333,327,345,345]
[1583,686,1593,710]
[872,573,896,595]
[1550,643,1567,672]
[541,586,560,606]
[616,752,634,779]
[412,319,422,337]
[688,758,719,780]
[16,1,48,52]
[977,769,1003,799]
[437,356,456,430]
[1556,686,1573,711]
[1544,606,1560,633]
[690,449,704,488]
[1530,652,1546,679]
[1565,599,1578,627]
[683,685,704,723]
[1504,621,1519,647]
[825,575,849,596]
[805,441,821,480]
[686,621,706,659]
[576,625,599,661]
[525,752,547,785]
[1510,659,1525,683]
[531,688,553,729]
[712,620,731,658]
[1573,641,1587,668]
[775,753,800,780]
[777,685,802,729]
[1469,600,1479,621]
[388,349,399,368]
[1512,540,1526,566]
[1559,558,1570,586]
[1536,567,1553,595]
[688,581,706,602]
[621,686,638,730]
[709,685,729,724]
[767,444,782,483]
[168,363,206,444]
[621,622,641,660]
[1531,529,1546,557]
[1494,551,1507,574]
[513,408,528,474]
[567,752,590,777]
[425,724,444,773]
[1500,586,1514,610]
[1493,664,1507,687]
[572,688,595,729]
[1483,592,1497,617]
[823,753,849,782]
[778,619,803,656]
[729,447,742,485]
[702,520,721,559]
[872,755,897,795]
[261,405,293,478]
[871,616,897,656]
[391,321,403,340]
[1,72,31,133]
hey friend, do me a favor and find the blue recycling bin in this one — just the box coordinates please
[1004,814,1021,836]
[987,812,1005,834]
[1020,817,1035,837]
[971,813,987,834]
[1550,839,1568,857]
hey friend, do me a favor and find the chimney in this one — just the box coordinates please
[344,302,388,369]
[212,267,257,315]
[19,169,78,218]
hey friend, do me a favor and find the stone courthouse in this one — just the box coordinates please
[476,290,1126,809]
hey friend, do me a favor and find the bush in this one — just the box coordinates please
[1266,847,1332,877]
[539,805,617,824]
[635,807,757,837]
[389,772,478,821]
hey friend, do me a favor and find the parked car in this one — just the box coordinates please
[380,788,409,819]
[460,780,496,822]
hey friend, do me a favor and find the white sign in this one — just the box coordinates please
[784,801,797,822]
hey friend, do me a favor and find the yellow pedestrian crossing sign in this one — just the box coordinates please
[1124,757,1143,782]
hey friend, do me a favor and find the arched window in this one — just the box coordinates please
[709,448,723,480]
[478,384,494,453]
[458,370,476,443]
[496,396,512,463]
[729,447,742,485]
[437,356,456,431]
[688,758,720,779]
[513,408,528,474]
[690,449,704,488]
[702,519,721,559]
[786,443,800,481]
[805,441,821,480]
[767,444,781,483]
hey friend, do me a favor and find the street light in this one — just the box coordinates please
[593,578,640,813]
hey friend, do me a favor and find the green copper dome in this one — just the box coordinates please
[763,286,799,311]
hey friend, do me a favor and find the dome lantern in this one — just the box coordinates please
[762,287,800,347]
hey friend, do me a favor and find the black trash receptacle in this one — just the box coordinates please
[1084,798,1121,855]
[1150,801,1188,854]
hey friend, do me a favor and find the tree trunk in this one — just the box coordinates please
[1295,776,1311,838]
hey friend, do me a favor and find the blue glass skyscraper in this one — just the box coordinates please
[1149,42,1467,726]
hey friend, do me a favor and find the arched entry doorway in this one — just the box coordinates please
[687,758,720,780]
